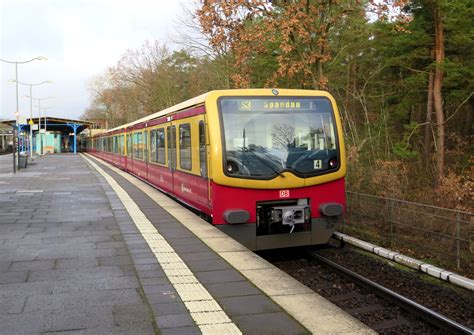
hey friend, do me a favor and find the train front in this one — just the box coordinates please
[206,89,346,250]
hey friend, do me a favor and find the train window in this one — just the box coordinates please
[219,97,339,178]
[167,126,176,169]
[127,133,132,157]
[179,124,192,170]
[156,128,166,164]
[113,136,118,154]
[150,129,165,164]
[199,121,207,178]
[150,130,157,162]
[133,132,144,159]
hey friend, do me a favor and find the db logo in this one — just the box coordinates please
[279,190,290,198]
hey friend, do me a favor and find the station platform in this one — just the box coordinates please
[0,153,373,334]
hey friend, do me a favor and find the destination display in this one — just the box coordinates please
[235,98,314,111]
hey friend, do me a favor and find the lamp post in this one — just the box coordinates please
[26,96,53,155]
[14,80,52,158]
[0,56,47,172]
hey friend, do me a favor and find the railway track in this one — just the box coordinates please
[306,250,473,334]
[261,247,473,334]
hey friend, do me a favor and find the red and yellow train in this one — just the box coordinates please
[86,89,346,250]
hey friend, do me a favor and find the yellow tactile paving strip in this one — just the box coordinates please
[82,154,242,335]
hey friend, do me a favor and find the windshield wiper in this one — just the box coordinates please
[242,147,286,178]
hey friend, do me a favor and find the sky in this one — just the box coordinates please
[0,0,189,122]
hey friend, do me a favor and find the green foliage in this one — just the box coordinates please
[392,122,420,159]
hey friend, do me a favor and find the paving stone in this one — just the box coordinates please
[166,237,206,246]
[195,269,246,284]
[112,303,152,325]
[151,302,188,316]
[144,283,184,295]
[0,311,52,333]
[140,277,170,286]
[50,306,114,332]
[218,294,282,316]
[0,261,11,271]
[0,281,54,298]
[135,263,162,272]
[186,259,233,272]
[118,264,137,276]
[96,241,125,249]
[155,313,195,329]
[9,260,55,271]
[28,266,124,282]
[55,258,99,269]
[25,292,87,312]
[0,270,28,284]
[83,324,156,335]
[233,312,310,335]
[147,290,181,304]
[137,269,166,278]
[105,276,141,290]
[171,242,212,254]
[159,326,202,335]
[179,251,219,262]
[86,289,142,307]
[98,255,133,266]
[0,296,27,314]
[205,281,261,298]
[53,278,108,294]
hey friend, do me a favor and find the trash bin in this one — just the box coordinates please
[19,154,28,168]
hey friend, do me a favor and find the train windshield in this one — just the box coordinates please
[219,97,339,178]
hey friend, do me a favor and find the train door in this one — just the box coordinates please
[167,125,177,191]
[144,129,149,180]
[128,132,133,172]
[198,117,210,206]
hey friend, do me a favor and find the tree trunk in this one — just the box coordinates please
[424,70,434,166]
[432,4,445,185]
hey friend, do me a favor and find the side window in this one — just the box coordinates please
[199,121,207,177]
[134,132,143,159]
[127,134,132,157]
[133,133,137,157]
[150,130,157,162]
[179,124,191,170]
[113,136,118,154]
[157,128,166,164]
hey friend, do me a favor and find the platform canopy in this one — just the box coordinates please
[1,116,94,134]
[1,116,95,154]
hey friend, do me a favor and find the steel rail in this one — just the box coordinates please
[307,250,473,335]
